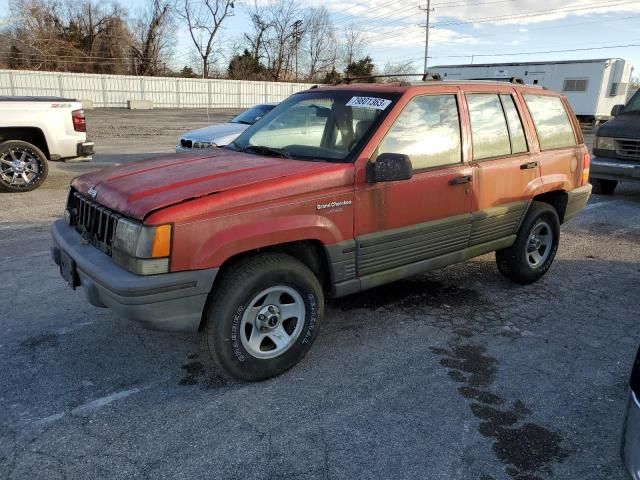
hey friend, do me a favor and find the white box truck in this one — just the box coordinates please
[431,58,633,124]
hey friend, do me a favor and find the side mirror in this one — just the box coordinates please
[368,153,413,183]
[611,104,625,116]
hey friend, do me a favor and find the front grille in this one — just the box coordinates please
[69,191,121,256]
[615,138,640,161]
[180,139,192,149]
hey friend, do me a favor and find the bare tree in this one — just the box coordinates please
[339,22,366,72]
[243,1,270,63]
[303,7,336,81]
[260,0,300,81]
[381,60,418,82]
[131,0,173,75]
[176,0,234,78]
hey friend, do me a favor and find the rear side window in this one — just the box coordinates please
[467,94,511,160]
[524,95,576,150]
[378,94,462,170]
[500,94,528,154]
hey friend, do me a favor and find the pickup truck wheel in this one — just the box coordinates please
[0,140,48,192]
[496,201,560,285]
[590,178,617,195]
[202,253,324,382]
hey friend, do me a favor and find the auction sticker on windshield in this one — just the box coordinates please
[346,97,393,110]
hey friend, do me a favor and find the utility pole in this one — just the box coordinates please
[419,1,434,75]
[292,20,303,81]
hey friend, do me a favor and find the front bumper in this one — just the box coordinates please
[77,141,95,157]
[50,220,217,332]
[591,155,640,183]
[622,391,640,479]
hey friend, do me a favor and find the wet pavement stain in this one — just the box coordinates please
[19,333,59,351]
[433,343,569,479]
[431,345,496,388]
[330,277,484,314]
[179,361,206,386]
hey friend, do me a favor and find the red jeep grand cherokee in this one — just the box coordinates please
[51,81,592,381]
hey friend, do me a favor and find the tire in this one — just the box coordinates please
[0,140,49,192]
[590,177,617,195]
[496,201,560,285]
[201,253,324,382]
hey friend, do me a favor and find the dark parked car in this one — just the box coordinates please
[622,346,640,479]
[591,90,640,194]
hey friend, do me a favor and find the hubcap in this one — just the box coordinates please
[0,148,40,188]
[526,221,553,268]
[240,286,305,359]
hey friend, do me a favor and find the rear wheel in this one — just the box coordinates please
[590,177,617,195]
[496,202,560,285]
[0,140,48,192]
[201,253,323,382]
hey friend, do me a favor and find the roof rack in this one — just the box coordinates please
[337,72,442,85]
[468,77,525,85]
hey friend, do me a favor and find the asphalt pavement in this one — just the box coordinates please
[0,110,637,480]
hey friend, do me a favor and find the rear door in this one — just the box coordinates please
[521,93,584,191]
[464,90,541,247]
[354,91,473,280]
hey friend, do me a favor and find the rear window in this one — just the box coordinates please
[467,93,511,160]
[524,95,576,150]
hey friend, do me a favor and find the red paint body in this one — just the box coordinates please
[71,83,588,273]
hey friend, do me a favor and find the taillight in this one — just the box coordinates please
[72,109,86,133]
[581,151,591,185]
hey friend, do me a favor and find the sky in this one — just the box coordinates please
[1,0,639,76]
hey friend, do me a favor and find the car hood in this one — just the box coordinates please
[180,122,248,143]
[597,113,640,139]
[72,150,349,221]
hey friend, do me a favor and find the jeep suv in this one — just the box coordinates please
[51,81,592,381]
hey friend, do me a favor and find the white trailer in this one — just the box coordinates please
[431,58,633,123]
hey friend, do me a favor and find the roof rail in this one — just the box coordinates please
[337,72,442,85]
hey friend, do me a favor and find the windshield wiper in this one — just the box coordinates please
[232,120,252,125]
[242,145,292,159]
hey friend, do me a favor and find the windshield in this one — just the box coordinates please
[624,91,640,113]
[228,91,398,162]
[231,105,275,125]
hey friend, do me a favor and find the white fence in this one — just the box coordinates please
[0,70,318,108]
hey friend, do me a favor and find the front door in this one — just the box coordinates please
[354,93,473,280]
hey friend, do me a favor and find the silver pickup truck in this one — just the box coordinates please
[0,96,94,192]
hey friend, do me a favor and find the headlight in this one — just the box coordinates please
[112,219,172,275]
[193,141,215,149]
[594,136,615,151]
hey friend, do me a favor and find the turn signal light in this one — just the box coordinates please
[151,224,172,258]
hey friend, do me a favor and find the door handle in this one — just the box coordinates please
[449,175,472,185]
[520,161,538,170]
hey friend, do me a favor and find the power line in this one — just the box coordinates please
[398,41,640,64]
[365,0,638,43]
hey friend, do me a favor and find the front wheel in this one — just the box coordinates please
[0,140,49,192]
[496,202,560,285]
[202,253,324,382]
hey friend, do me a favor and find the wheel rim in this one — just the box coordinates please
[240,286,306,360]
[526,220,553,268]
[0,148,41,188]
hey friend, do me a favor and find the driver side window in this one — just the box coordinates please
[378,94,462,170]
